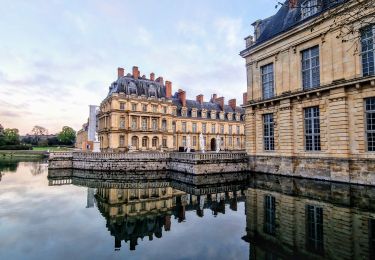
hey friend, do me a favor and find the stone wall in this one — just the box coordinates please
[48,151,248,175]
[248,155,375,185]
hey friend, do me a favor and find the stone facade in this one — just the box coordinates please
[241,0,375,182]
[244,173,375,259]
[97,66,246,152]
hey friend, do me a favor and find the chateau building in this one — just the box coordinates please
[241,0,375,182]
[98,66,245,152]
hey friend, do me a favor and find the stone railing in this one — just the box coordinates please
[72,152,170,160]
[49,152,73,159]
[170,152,247,161]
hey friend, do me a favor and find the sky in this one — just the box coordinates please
[0,0,279,135]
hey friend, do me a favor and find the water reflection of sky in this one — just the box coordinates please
[0,161,248,260]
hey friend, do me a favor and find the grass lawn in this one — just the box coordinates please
[32,146,73,152]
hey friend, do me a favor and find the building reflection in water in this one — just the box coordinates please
[243,174,375,260]
[47,169,375,259]
[89,181,245,251]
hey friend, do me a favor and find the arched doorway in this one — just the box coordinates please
[210,138,216,151]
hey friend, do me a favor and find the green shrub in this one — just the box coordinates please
[0,144,32,150]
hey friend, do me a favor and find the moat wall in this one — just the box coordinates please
[48,152,248,175]
[248,155,375,186]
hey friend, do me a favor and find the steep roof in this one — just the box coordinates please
[241,0,346,53]
[108,75,166,98]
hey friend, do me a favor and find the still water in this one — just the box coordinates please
[1,159,375,260]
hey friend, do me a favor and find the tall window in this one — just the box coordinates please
[119,135,125,147]
[172,121,176,133]
[131,103,137,111]
[211,124,216,133]
[142,137,148,147]
[131,117,137,129]
[142,118,147,130]
[120,102,125,110]
[306,205,324,254]
[263,114,275,151]
[229,137,232,146]
[193,136,197,146]
[264,195,276,235]
[119,117,125,129]
[304,107,321,151]
[182,122,187,133]
[162,120,167,131]
[182,136,187,147]
[302,46,320,89]
[142,104,147,112]
[202,123,207,133]
[192,123,197,133]
[229,125,232,135]
[301,0,319,19]
[163,106,167,114]
[261,63,274,99]
[220,125,224,134]
[361,25,375,76]
[162,138,167,147]
[152,119,158,130]
[152,137,158,147]
[237,126,240,135]
[366,97,375,151]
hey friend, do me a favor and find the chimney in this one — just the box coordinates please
[150,72,155,81]
[156,77,164,85]
[117,67,124,79]
[289,0,298,8]
[211,94,217,102]
[228,99,236,110]
[196,94,204,105]
[216,97,224,110]
[165,81,172,98]
[178,89,186,107]
[243,92,248,105]
[132,66,140,79]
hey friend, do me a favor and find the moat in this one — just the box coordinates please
[1,159,375,260]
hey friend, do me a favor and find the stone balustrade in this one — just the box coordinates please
[48,151,248,174]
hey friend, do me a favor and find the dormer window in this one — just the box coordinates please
[128,82,137,95]
[301,0,319,19]
[149,85,157,97]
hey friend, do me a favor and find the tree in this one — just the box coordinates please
[3,128,20,145]
[57,126,76,145]
[31,125,48,145]
[0,124,4,146]
[276,0,375,52]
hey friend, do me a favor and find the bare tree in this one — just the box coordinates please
[276,0,375,52]
[31,125,48,145]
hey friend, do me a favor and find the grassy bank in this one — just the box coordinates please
[32,146,73,152]
[0,150,47,159]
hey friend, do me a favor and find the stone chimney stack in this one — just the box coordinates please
[150,72,155,81]
[132,66,140,79]
[156,77,164,85]
[211,94,217,102]
[289,0,298,8]
[178,89,186,107]
[196,94,204,105]
[228,99,236,110]
[243,92,248,105]
[117,67,124,79]
[216,97,225,110]
[165,81,172,98]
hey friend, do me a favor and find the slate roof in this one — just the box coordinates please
[108,75,166,98]
[107,75,245,119]
[241,0,346,53]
